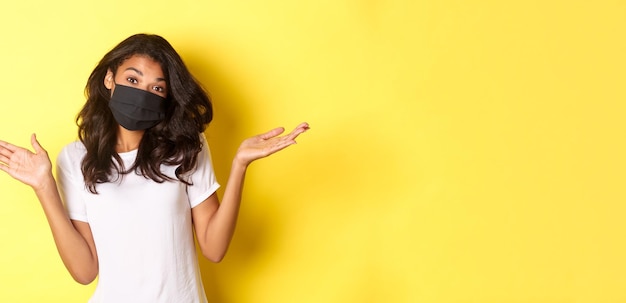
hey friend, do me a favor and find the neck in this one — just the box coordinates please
[116,125,145,153]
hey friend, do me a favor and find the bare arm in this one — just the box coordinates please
[192,122,309,262]
[0,134,98,284]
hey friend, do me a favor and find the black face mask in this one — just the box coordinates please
[108,85,167,131]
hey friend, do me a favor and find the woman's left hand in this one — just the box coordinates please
[235,122,310,167]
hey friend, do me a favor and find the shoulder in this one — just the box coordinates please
[57,141,87,169]
[197,133,212,157]
[59,140,87,158]
[199,132,208,146]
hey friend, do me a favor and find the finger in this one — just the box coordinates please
[259,127,286,140]
[265,139,296,155]
[0,163,8,173]
[0,140,17,153]
[0,153,10,164]
[0,144,14,159]
[292,122,310,134]
[295,122,310,130]
[284,123,310,141]
[31,133,47,154]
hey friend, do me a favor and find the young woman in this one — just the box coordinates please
[0,33,309,303]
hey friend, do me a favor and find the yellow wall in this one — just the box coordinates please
[1,1,625,302]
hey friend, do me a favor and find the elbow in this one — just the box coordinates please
[75,277,96,285]
[201,249,227,263]
[208,256,225,263]
[69,266,98,285]
[72,272,97,285]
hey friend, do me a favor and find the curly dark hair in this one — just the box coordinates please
[77,34,213,194]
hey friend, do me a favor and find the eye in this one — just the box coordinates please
[152,86,166,93]
[126,77,138,84]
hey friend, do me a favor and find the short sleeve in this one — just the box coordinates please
[187,135,221,208]
[56,143,89,222]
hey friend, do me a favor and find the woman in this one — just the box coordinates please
[0,33,309,303]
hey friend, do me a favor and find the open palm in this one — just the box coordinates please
[0,134,53,189]
[235,122,310,166]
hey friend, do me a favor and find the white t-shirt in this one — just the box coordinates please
[56,135,220,303]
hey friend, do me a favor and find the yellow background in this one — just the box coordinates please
[1,0,625,302]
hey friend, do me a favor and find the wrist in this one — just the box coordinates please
[231,156,249,172]
[33,173,57,195]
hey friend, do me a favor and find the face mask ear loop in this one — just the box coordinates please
[108,79,121,95]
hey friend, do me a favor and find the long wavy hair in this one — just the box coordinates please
[77,34,213,194]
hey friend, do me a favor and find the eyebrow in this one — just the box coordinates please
[124,67,167,83]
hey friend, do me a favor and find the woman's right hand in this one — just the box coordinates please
[0,134,53,191]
